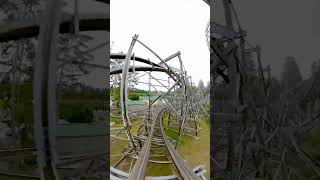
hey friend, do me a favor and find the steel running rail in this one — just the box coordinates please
[110,34,207,179]
[127,109,159,180]
[0,0,109,179]
[127,108,201,180]
[0,170,40,180]
[159,109,201,180]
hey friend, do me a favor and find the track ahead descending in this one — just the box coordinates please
[128,108,201,180]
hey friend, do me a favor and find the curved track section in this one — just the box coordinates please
[110,35,208,179]
[0,0,109,179]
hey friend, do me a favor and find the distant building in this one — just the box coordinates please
[139,96,165,105]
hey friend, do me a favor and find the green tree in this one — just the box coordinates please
[281,56,302,91]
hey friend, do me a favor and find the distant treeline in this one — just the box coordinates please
[0,82,109,132]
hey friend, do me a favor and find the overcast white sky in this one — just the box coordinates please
[110,0,209,88]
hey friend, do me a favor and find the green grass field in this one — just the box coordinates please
[110,111,210,178]
[178,117,210,179]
